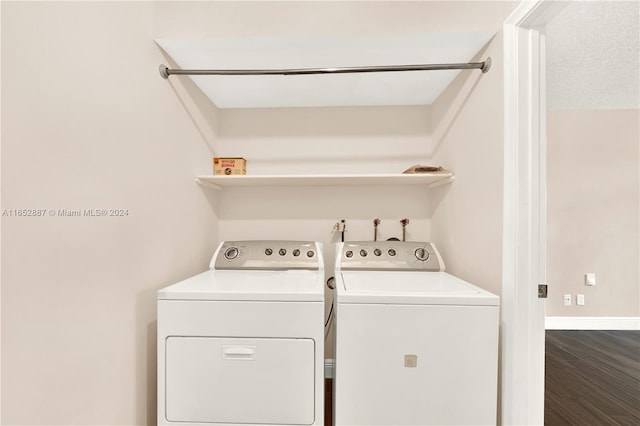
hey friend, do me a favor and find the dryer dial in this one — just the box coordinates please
[224,247,239,260]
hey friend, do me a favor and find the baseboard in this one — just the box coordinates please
[545,316,640,330]
[324,358,335,379]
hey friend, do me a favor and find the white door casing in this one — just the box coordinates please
[502,1,567,424]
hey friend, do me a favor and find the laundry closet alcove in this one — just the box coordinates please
[155,34,492,185]
[155,33,502,355]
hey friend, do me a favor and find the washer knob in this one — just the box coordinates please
[279,248,287,256]
[293,249,301,257]
[415,247,430,261]
[360,249,368,257]
[224,247,239,260]
[345,250,353,258]
[265,248,273,256]
[374,248,382,256]
[388,248,397,257]
[306,250,315,258]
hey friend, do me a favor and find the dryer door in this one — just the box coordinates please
[165,336,315,425]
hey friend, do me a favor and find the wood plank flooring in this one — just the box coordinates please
[325,378,332,426]
[545,330,640,425]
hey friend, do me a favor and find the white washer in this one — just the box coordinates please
[333,241,499,426]
[158,240,324,426]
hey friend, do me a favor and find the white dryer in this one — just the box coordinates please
[333,241,499,426]
[158,240,324,426]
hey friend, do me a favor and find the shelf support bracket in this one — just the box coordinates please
[195,178,222,191]
[428,175,455,189]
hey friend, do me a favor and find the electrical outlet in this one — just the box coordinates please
[585,273,596,286]
[563,294,572,306]
[577,294,585,306]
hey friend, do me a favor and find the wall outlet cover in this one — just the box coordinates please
[585,273,596,286]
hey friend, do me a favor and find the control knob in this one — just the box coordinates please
[293,249,301,257]
[279,248,287,256]
[415,247,430,261]
[374,248,382,256]
[345,250,353,258]
[265,248,273,256]
[360,249,368,257]
[224,247,239,260]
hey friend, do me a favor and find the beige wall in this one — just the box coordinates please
[1,1,517,424]
[1,2,218,424]
[215,104,434,246]
[427,35,505,424]
[546,109,640,317]
[427,33,505,422]
[215,105,433,358]
[429,33,504,296]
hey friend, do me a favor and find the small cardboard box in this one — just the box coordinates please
[213,157,246,175]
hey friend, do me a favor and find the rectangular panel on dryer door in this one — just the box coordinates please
[165,336,315,425]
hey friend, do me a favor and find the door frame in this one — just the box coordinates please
[501,1,567,424]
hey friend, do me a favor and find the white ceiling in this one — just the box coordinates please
[546,1,640,110]
[156,33,494,108]
[153,1,518,109]
[153,1,518,39]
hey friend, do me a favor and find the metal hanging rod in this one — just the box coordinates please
[158,57,491,79]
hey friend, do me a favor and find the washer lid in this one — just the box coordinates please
[337,271,499,306]
[158,270,324,302]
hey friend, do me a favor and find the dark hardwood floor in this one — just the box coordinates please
[545,330,640,425]
[325,378,333,426]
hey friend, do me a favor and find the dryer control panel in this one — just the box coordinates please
[338,241,444,271]
[212,240,321,270]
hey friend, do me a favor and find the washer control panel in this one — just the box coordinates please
[339,241,444,271]
[213,240,320,270]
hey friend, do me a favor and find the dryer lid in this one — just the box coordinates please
[337,271,499,306]
[158,269,324,302]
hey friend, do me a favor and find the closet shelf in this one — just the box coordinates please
[195,172,454,191]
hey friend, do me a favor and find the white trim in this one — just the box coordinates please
[546,317,640,330]
[501,20,546,424]
[0,0,3,418]
[501,1,567,425]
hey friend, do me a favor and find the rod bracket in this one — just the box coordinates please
[481,57,492,73]
[159,64,170,79]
